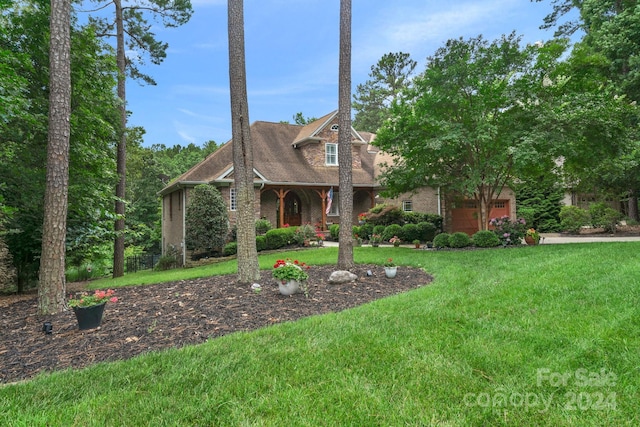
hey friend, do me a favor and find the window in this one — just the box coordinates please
[328,192,339,216]
[325,143,338,166]
[330,124,339,132]
[230,188,237,211]
[402,200,413,212]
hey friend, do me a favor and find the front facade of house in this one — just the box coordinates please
[159,111,516,260]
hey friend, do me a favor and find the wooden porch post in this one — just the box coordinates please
[313,188,328,231]
[271,188,290,228]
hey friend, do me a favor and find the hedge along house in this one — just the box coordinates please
[158,110,516,261]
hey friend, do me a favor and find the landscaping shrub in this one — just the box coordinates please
[433,233,450,248]
[514,180,563,232]
[401,223,421,242]
[372,225,386,236]
[185,185,229,252]
[256,235,267,252]
[559,205,589,234]
[265,228,296,249]
[589,202,622,233]
[223,242,237,256]
[156,244,181,270]
[255,219,272,235]
[382,224,403,241]
[416,221,437,242]
[423,213,444,231]
[366,204,404,226]
[489,215,526,246]
[329,224,340,240]
[294,224,316,245]
[472,230,501,247]
[402,212,425,224]
[359,223,373,240]
[449,232,471,248]
[352,225,361,239]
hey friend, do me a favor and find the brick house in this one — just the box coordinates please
[158,111,516,258]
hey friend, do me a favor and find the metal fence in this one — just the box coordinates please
[125,253,161,274]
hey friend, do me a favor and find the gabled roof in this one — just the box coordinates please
[159,112,380,196]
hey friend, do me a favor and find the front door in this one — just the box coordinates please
[283,192,302,227]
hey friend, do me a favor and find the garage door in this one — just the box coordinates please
[451,200,510,235]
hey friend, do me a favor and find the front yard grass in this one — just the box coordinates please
[1,242,639,426]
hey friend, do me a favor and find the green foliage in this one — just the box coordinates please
[255,219,272,235]
[515,177,565,233]
[472,230,501,248]
[329,224,340,240]
[489,216,527,246]
[155,245,181,271]
[185,185,228,253]
[255,235,267,252]
[589,202,622,233]
[433,233,450,248]
[381,224,403,241]
[559,205,590,234]
[372,225,386,236]
[365,205,404,226]
[265,228,296,250]
[223,242,238,257]
[352,225,361,238]
[449,232,471,248]
[358,223,373,240]
[353,52,417,133]
[416,222,437,243]
[400,223,420,242]
[293,224,316,245]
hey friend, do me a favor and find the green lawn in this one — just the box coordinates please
[2,243,639,426]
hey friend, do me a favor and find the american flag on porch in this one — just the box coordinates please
[325,187,333,215]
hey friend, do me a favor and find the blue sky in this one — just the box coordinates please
[124,0,562,147]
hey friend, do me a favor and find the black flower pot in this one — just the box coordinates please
[72,303,106,330]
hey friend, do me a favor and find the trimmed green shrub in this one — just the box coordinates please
[359,223,374,240]
[559,206,589,234]
[352,225,361,238]
[366,204,404,226]
[472,230,501,248]
[449,232,471,248]
[401,223,420,242]
[424,213,444,231]
[416,222,437,242]
[185,184,229,252]
[265,227,296,249]
[329,224,340,240]
[373,225,386,236]
[589,202,622,233]
[294,224,316,245]
[223,242,237,256]
[255,219,272,235]
[433,233,450,248]
[256,235,267,252]
[382,224,403,241]
[402,212,425,224]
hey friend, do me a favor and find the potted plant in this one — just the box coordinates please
[272,258,310,296]
[383,258,397,278]
[370,233,382,247]
[525,228,541,245]
[68,289,118,330]
[412,239,421,249]
[389,236,402,247]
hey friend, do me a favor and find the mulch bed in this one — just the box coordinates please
[0,264,432,384]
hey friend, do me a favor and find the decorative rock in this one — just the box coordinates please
[328,270,358,284]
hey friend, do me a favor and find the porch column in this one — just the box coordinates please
[313,188,328,231]
[271,188,290,228]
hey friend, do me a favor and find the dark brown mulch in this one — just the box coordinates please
[0,264,432,384]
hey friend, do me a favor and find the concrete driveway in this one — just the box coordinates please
[539,233,640,244]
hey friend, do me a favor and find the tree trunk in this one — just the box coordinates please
[628,190,639,221]
[228,0,259,283]
[112,0,126,278]
[38,0,71,315]
[337,0,354,270]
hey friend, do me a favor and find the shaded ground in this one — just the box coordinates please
[0,264,432,384]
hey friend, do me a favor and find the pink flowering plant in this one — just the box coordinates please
[272,258,310,283]
[489,215,527,246]
[68,289,118,308]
